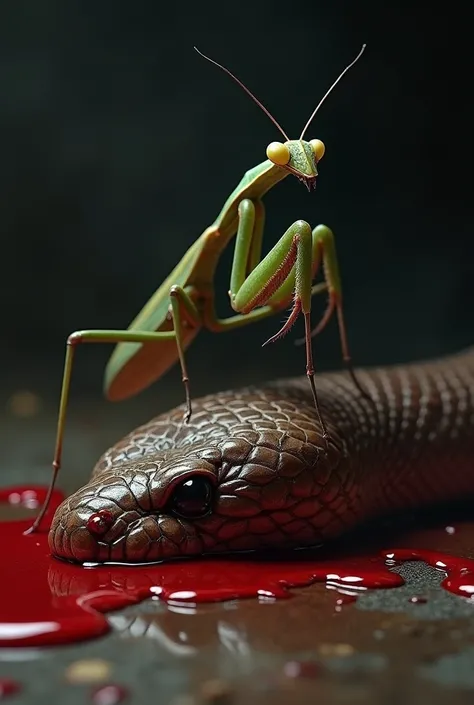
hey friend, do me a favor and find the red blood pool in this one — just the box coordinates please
[408,596,428,604]
[1,485,474,648]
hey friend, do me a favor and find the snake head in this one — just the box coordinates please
[48,451,219,564]
[49,426,349,565]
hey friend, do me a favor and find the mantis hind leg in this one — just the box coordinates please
[28,286,201,534]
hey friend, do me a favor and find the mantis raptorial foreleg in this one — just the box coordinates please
[221,198,325,441]
[222,198,370,433]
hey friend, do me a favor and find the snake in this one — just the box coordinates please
[49,347,474,564]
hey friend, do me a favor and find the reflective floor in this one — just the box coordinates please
[1,391,474,705]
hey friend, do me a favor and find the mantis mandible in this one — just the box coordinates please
[30,44,367,533]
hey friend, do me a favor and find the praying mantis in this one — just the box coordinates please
[30,44,367,533]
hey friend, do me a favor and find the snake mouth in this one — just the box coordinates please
[49,498,207,565]
[48,472,211,564]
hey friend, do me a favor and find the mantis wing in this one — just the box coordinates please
[104,234,207,401]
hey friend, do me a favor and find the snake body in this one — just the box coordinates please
[49,348,474,564]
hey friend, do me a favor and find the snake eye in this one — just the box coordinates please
[170,476,213,519]
[309,139,325,161]
[266,141,290,166]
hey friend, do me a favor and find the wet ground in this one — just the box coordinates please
[1,390,474,705]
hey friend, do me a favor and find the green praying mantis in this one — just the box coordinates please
[30,43,368,533]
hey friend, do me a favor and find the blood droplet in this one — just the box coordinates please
[91,684,128,705]
[87,510,114,536]
[0,678,20,698]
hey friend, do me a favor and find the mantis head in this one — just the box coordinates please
[265,138,325,191]
[194,44,365,192]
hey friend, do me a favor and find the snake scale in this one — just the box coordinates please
[49,347,474,564]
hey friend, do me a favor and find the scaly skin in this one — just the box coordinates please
[49,348,474,564]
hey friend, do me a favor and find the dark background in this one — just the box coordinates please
[0,0,472,420]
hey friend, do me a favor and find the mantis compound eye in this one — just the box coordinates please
[309,139,325,161]
[266,141,290,166]
[170,476,213,520]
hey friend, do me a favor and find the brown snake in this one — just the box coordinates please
[49,348,474,564]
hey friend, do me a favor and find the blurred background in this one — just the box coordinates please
[0,0,472,488]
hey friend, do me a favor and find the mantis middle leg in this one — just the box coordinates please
[224,198,367,443]
[28,285,203,533]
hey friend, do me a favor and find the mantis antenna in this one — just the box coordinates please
[194,46,290,141]
[194,44,366,143]
[299,44,367,139]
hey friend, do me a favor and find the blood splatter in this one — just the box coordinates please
[1,485,473,648]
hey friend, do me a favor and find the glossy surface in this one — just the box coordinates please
[2,485,474,649]
[50,348,474,563]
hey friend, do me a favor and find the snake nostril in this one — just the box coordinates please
[86,509,114,536]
